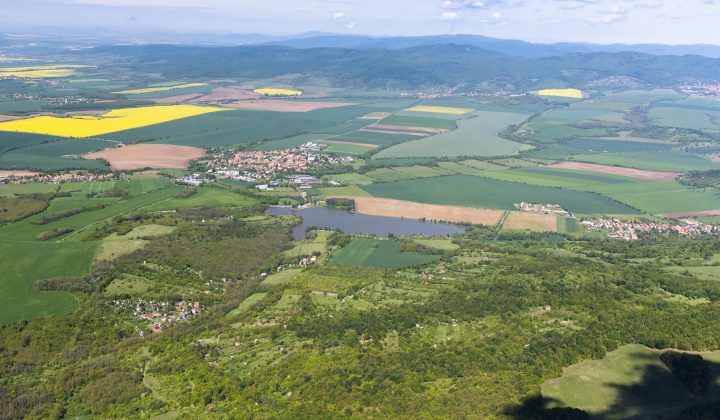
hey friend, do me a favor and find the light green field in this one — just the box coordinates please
[365,168,414,182]
[594,181,720,214]
[542,344,720,419]
[323,173,374,186]
[412,238,459,250]
[391,165,453,178]
[665,265,720,282]
[330,238,440,269]
[141,186,258,211]
[0,183,56,197]
[226,293,268,317]
[320,143,375,155]
[105,275,154,295]
[458,160,506,171]
[319,186,373,197]
[490,158,539,168]
[649,106,720,131]
[96,225,176,261]
[374,111,529,158]
[436,161,480,174]
[283,230,331,258]
[571,152,720,172]
[261,269,303,286]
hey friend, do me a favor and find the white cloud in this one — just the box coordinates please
[637,0,662,8]
[441,1,464,8]
[481,11,507,24]
[333,12,345,19]
[602,5,631,14]
[587,13,626,24]
[559,2,586,9]
[438,11,459,20]
[332,11,356,29]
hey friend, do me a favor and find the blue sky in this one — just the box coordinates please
[2,0,718,45]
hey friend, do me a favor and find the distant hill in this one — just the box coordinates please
[84,43,720,91]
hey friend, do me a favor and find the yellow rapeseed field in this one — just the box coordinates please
[0,105,229,137]
[113,83,208,95]
[537,88,583,99]
[254,88,303,96]
[404,105,475,115]
[0,65,94,78]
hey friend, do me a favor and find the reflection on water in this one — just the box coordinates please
[265,206,465,240]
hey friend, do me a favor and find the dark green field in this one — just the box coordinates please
[563,138,670,153]
[0,131,65,152]
[361,175,640,214]
[377,115,457,130]
[330,238,439,269]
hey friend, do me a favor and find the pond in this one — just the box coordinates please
[266,206,465,240]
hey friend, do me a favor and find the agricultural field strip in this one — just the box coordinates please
[113,83,208,95]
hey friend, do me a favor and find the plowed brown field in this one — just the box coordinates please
[83,144,206,170]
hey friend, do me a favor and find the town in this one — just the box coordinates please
[581,217,720,240]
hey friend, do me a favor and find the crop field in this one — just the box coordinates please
[570,151,720,172]
[517,167,636,184]
[330,238,439,269]
[557,217,579,234]
[319,186,373,197]
[563,138,670,153]
[83,144,206,170]
[524,121,610,143]
[0,131,65,152]
[103,106,372,148]
[0,64,93,78]
[0,138,114,169]
[502,212,557,232]
[377,115,457,130]
[113,83,208,95]
[320,142,374,155]
[458,159,506,171]
[649,106,720,131]
[226,100,357,113]
[591,181,720,214]
[0,105,229,137]
[490,158,539,168]
[0,240,99,324]
[404,105,474,115]
[283,230,331,259]
[340,196,505,225]
[141,186,259,211]
[326,131,423,146]
[254,89,302,96]
[537,88,583,98]
[0,98,51,113]
[528,144,581,158]
[252,133,328,151]
[391,165,453,178]
[323,173,374,185]
[412,238,459,250]
[361,175,640,214]
[365,168,414,182]
[436,161,480,174]
[0,183,56,197]
[373,111,529,159]
[542,345,720,419]
[544,162,681,181]
[127,178,173,195]
[0,151,108,170]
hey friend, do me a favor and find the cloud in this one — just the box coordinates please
[481,11,507,24]
[637,0,662,8]
[438,11,459,20]
[439,0,522,10]
[332,11,356,29]
[587,13,626,24]
[601,5,631,14]
[441,1,464,8]
[559,2,586,9]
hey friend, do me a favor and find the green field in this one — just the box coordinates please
[0,183,57,197]
[320,143,374,155]
[261,269,303,286]
[324,131,423,146]
[97,224,177,261]
[649,106,720,131]
[126,178,173,196]
[252,133,329,151]
[436,161,480,174]
[391,165,453,178]
[0,131,64,151]
[330,238,440,269]
[571,151,720,172]
[542,345,720,419]
[226,293,268,317]
[373,111,528,158]
[376,115,457,130]
[141,186,258,211]
[319,185,373,197]
[365,168,414,182]
[323,173,375,185]
[458,159,506,171]
[361,175,640,214]
[563,138,670,153]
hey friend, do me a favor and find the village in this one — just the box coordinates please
[208,142,353,183]
[581,217,720,240]
[0,171,114,184]
[111,298,202,335]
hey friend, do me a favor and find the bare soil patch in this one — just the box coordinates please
[0,113,45,122]
[321,140,379,148]
[502,212,557,232]
[359,128,430,136]
[661,209,720,218]
[64,110,108,115]
[360,112,392,119]
[143,94,203,104]
[328,196,504,225]
[83,144,206,170]
[0,170,39,177]
[207,79,237,83]
[194,86,261,101]
[372,124,448,134]
[546,161,681,181]
[226,100,358,112]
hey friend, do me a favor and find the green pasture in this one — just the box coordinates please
[330,238,440,269]
[542,344,720,419]
[283,231,331,258]
[101,106,372,148]
[368,157,437,166]
[376,115,457,130]
[524,121,609,143]
[0,183,56,197]
[289,265,382,295]
[320,143,374,155]
[261,269,303,286]
[391,165,453,178]
[325,131,423,146]
[649,106,720,131]
[458,159,506,171]
[319,185,373,197]
[556,217,579,234]
[570,151,720,172]
[361,175,639,214]
[226,293,268,317]
[365,168,414,182]
[0,240,96,324]
[490,158,539,168]
[105,275,155,296]
[126,178,172,196]
[141,186,258,211]
[40,193,118,214]
[97,224,176,261]
[436,161,479,174]
[373,111,528,158]
[665,264,720,282]
[412,238,459,250]
[563,138,670,153]
[323,173,374,185]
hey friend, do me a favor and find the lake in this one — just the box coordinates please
[265,206,465,240]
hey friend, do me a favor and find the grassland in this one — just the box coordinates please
[140,186,259,211]
[502,212,557,232]
[96,224,176,261]
[361,175,639,214]
[564,138,670,153]
[283,231,332,258]
[571,151,720,172]
[330,238,440,269]
[365,168,414,182]
[373,111,529,158]
[377,115,457,130]
[649,106,720,131]
[323,173,375,185]
[319,186,373,197]
[227,293,268,317]
[0,183,56,197]
[542,344,720,419]
[0,105,230,137]
[411,238,459,250]
[261,269,303,286]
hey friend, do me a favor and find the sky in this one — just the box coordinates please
[2,0,719,45]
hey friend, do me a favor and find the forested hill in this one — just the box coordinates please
[87,43,720,90]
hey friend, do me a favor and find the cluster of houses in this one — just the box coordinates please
[1,171,114,184]
[176,175,212,186]
[679,82,720,97]
[208,144,353,184]
[581,217,720,240]
[111,298,202,334]
[515,202,570,216]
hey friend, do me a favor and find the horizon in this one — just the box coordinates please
[3,0,718,46]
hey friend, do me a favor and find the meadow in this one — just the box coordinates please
[361,175,640,214]
[373,111,529,159]
[329,238,439,269]
[570,151,720,172]
[140,186,259,211]
[563,138,670,153]
[0,105,229,137]
[648,106,720,131]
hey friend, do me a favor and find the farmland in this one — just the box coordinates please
[254,88,302,96]
[537,88,583,98]
[403,105,474,114]
[113,83,208,95]
[83,144,207,170]
[329,238,439,269]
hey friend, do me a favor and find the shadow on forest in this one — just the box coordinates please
[504,350,720,420]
